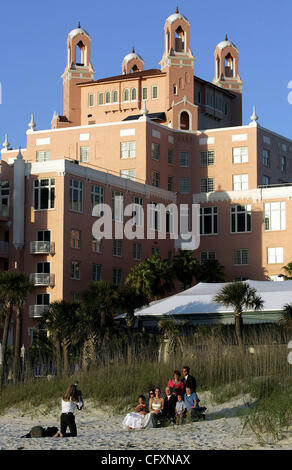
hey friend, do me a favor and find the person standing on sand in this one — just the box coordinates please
[54,384,83,437]
[182,366,197,393]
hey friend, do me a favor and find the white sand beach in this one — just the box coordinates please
[0,393,291,450]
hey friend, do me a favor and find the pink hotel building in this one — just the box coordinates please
[1,9,292,345]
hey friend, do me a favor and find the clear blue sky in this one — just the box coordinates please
[0,0,292,149]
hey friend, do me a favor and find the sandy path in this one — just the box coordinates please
[0,393,291,450]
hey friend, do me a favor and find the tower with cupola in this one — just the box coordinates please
[160,8,197,131]
[213,35,243,124]
[60,23,95,126]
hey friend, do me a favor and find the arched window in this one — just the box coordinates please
[180,111,190,131]
[175,26,185,52]
[131,65,139,73]
[105,91,111,104]
[131,88,137,101]
[75,41,85,65]
[224,53,234,77]
[123,89,129,101]
[112,90,118,103]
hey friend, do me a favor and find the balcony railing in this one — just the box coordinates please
[0,206,9,217]
[30,241,55,255]
[29,304,49,318]
[0,241,8,254]
[29,273,55,287]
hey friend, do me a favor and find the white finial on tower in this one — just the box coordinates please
[250,105,258,123]
[16,147,23,160]
[142,100,148,116]
[28,113,36,131]
[139,101,149,121]
[2,134,10,151]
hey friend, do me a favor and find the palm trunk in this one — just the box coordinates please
[0,304,13,388]
[13,306,22,384]
[235,311,244,350]
[54,335,62,377]
[63,341,70,377]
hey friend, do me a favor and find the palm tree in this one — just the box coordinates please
[80,281,118,370]
[172,250,200,291]
[0,272,34,387]
[118,285,148,331]
[279,262,292,280]
[279,303,292,330]
[158,319,187,362]
[40,300,80,376]
[198,259,225,283]
[117,285,148,363]
[126,254,175,301]
[12,274,34,383]
[213,282,264,349]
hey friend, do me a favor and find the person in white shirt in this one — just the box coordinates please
[54,384,83,437]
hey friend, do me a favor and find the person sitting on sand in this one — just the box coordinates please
[168,370,185,397]
[162,386,177,423]
[122,395,153,430]
[54,384,83,437]
[149,387,164,427]
[184,387,206,421]
[175,394,186,425]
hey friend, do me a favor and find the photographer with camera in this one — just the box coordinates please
[54,382,84,437]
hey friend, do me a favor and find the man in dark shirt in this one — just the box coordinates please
[182,366,197,393]
[162,386,177,423]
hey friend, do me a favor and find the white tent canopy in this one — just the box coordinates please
[120,280,292,324]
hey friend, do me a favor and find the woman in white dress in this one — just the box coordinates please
[122,394,152,430]
[149,387,164,426]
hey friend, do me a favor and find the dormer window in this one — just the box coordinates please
[123,89,129,101]
[105,91,111,104]
[112,90,118,103]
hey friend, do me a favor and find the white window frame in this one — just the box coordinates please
[200,150,215,167]
[200,177,215,193]
[152,85,158,99]
[200,207,218,235]
[34,178,55,211]
[231,205,252,233]
[267,247,284,264]
[70,261,81,280]
[112,191,124,222]
[264,202,286,231]
[232,174,248,191]
[88,93,94,107]
[69,179,83,213]
[233,249,249,266]
[36,150,51,162]
[80,146,89,163]
[232,147,248,164]
[120,141,136,159]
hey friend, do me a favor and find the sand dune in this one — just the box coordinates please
[0,393,291,450]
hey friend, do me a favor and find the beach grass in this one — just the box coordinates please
[0,325,291,441]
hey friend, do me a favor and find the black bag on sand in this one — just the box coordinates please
[21,426,58,438]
